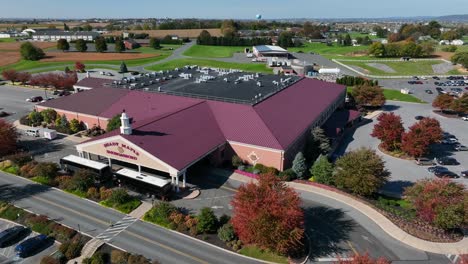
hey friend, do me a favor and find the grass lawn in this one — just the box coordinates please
[347,31,379,40]
[133,44,181,54]
[239,245,288,264]
[338,60,450,76]
[0,38,17,43]
[145,58,272,73]
[100,198,142,214]
[347,87,426,103]
[288,42,370,57]
[183,45,249,58]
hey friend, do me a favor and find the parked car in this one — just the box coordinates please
[14,234,48,258]
[461,170,468,178]
[415,115,425,120]
[441,138,458,144]
[0,226,26,247]
[427,166,448,173]
[462,116,468,121]
[432,76,440,80]
[434,170,459,178]
[436,157,459,165]
[455,145,468,151]
[415,157,436,166]
[425,89,433,94]
[25,96,43,103]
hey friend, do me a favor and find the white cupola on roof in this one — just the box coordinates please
[120,109,132,135]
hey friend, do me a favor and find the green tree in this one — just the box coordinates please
[28,111,43,126]
[368,42,385,57]
[69,169,95,192]
[69,119,82,133]
[343,34,352,46]
[197,207,218,234]
[57,39,70,52]
[292,152,307,179]
[63,23,70,31]
[334,148,390,196]
[75,39,88,52]
[451,52,468,69]
[451,94,468,114]
[20,42,45,61]
[278,31,294,48]
[107,114,121,132]
[115,39,125,53]
[119,61,128,73]
[40,108,57,124]
[149,37,161,49]
[312,127,331,154]
[94,36,107,53]
[310,155,334,185]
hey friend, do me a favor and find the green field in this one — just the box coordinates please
[338,60,450,76]
[288,42,370,59]
[134,44,181,54]
[183,45,248,58]
[0,38,16,43]
[347,31,379,40]
[347,87,426,103]
[145,58,272,73]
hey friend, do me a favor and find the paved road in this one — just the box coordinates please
[131,41,196,72]
[0,171,260,264]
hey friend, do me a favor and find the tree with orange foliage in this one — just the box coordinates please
[0,119,18,157]
[371,112,405,151]
[230,173,304,255]
[401,118,442,157]
[432,94,455,111]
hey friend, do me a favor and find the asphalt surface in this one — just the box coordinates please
[0,171,260,264]
[0,220,58,264]
[0,85,46,123]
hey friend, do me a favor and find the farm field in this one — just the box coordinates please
[347,31,379,40]
[0,38,17,43]
[41,51,160,62]
[0,41,55,51]
[104,28,222,38]
[183,45,249,58]
[337,59,454,76]
[0,52,21,67]
[145,58,272,73]
[347,87,426,103]
[288,42,371,59]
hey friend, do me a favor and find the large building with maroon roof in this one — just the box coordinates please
[37,71,354,189]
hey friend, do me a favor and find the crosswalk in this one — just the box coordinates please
[95,215,137,242]
[446,254,461,264]
[316,252,353,262]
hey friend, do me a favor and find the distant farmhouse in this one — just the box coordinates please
[27,29,100,41]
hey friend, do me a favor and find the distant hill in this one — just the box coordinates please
[435,14,468,22]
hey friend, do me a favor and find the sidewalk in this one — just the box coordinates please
[227,171,468,255]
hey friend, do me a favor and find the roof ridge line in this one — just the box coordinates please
[132,100,207,130]
[252,108,285,149]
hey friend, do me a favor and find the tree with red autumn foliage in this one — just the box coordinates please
[29,72,77,90]
[404,178,467,229]
[432,94,454,111]
[350,85,386,108]
[2,69,19,84]
[335,252,391,264]
[401,118,442,157]
[230,173,304,255]
[0,119,18,157]
[16,72,31,85]
[75,61,86,73]
[371,112,405,151]
[451,93,468,114]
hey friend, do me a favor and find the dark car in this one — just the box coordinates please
[25,96,43,103]
[58,91,71,96]
[0,226,26,247]
[425,89,433,94]
[415,115,425,120]
[461,170,468,178]
[427,166,448,173]
[455,145,468,151]
[434,170,459,178]
[432,76,440,80]
[436,157,459,165]
[14,234,47,258]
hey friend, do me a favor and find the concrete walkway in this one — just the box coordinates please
[228,172,468,255]
[128,201,152,219]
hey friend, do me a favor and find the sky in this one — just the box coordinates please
[3,0,468,19]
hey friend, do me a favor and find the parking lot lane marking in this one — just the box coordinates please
[347,240,358,255]
[125,231,210,264]
[32,195,109,226]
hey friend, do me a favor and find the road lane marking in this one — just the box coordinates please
[347,240,358,255]
[125,230,210,264]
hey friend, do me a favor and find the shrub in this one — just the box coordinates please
[278,168,296,181]
[3,152,32,167]
[232,155,243,168]
[86,252,105,264]
[19,161,38,178]
[292,152,307,179]
[128,254,151,264]
[0,204,25,221]
[145,202,176,228]
[218,214,230,226]
[86,187,100,200]
[56,175,73,190]
[111,250,130,264]
[64,240,83,260]
[25,215,53,235]
[30,162,59,180]
[108,188,131,205]
[218,223,236,242]
[3,165,19,175]
[52,224,76,242]
[254,163,279,175]
[197,207,218,234]
[69,169,95,192]
[19,115,31,126]
[99,187,113,200]
[310,155,334,185]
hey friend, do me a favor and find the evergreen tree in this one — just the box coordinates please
[75,39,88,52]
[312,127,331,154]
[94,36,107,52]
[310,155,334,185]
[57,39,70,52]
[292,152,307,179]
[120,61,128,73]
[115,39,125,53]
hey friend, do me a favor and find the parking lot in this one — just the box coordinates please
[0,85,47,123]
[336,100,468,194]
[0,220,58,263]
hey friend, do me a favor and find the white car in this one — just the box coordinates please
[420,76,427,80]
[462,116,468,121]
